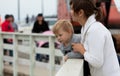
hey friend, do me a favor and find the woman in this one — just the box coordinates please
[32,13,49,33]
[9,15,18,32]
[70,0,120,76]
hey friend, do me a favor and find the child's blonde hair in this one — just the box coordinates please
[52,19,74,34]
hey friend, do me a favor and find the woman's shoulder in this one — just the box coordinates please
[89,22,111,36]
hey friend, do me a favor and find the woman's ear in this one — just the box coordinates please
[78,9,84,17]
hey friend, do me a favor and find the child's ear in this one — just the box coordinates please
[68,30,73,34]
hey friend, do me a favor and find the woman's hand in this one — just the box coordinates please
[72,43,85,55]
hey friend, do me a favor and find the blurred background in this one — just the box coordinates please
[0,0,57,23]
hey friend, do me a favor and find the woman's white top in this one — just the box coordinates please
[81,14,120,76]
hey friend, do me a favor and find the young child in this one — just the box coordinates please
[52,20,83,61]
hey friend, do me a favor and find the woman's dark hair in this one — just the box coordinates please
[70,0,103,21]
[36,13,45,22]
[9,14,14,20]
[5,14,10,19]
[37,13,43,17]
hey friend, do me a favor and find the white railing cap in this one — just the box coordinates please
[56,59,83,76]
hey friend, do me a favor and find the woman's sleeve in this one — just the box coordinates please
[32,22,37,33]
[84,30,106,68]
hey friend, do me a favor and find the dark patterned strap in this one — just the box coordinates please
[84,60,91,76]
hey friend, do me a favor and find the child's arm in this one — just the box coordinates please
[64,55,68,62]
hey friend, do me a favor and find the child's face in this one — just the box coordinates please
[55,29,72,44]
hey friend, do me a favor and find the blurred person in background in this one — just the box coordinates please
[96,0,112,26]
[25,14,30,24]
[1,14,14,32]
[9,14,18,32]
[32,13,49,33]
[31,15,36,23]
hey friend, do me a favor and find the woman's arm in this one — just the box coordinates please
[72,29,105,68]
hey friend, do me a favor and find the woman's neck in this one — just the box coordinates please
[38,21,42,24]
[79,16,87,27]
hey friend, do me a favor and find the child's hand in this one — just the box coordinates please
[64,55,68,62]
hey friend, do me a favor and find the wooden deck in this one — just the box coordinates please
[4,61,61,76]
[3,51,62,76]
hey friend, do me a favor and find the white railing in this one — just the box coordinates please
[0,32,63,76]
[56,59,83,76]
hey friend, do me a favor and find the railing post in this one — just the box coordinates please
[13,34,18,76]
[0,33,3,76]
[29,35,35,76]
[49,36,55,76]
